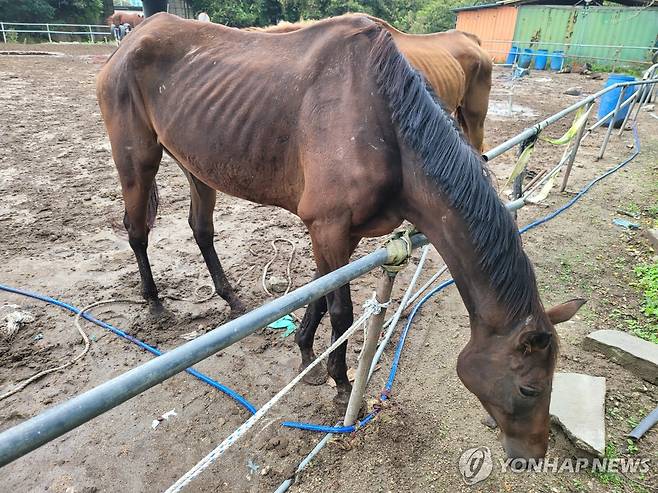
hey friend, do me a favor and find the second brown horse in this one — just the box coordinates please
[255,15,492,152]
[97,13,583,459]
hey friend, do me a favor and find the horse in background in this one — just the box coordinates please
[252,14,492,152]
[107,12,144,29]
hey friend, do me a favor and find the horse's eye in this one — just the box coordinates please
[519,385,542,398]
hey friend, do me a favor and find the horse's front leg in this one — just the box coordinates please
[306,221,360,408]
[326,283,354,406]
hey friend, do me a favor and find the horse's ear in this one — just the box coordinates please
[546,298,586,325]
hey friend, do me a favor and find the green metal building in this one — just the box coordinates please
[455,1,658,67]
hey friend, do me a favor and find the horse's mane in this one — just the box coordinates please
[367,26,542,323]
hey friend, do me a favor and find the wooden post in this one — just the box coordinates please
[344,270,396,426]
[1,23,6,44]
[560,101,592,192]
[46,24,52,43]
[89,25,94,43]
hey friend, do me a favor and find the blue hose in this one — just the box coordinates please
[0,284,257,415]
[283,124,641,433]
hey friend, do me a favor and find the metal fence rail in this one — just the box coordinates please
[0,22,112,43]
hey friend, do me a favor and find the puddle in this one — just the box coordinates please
[488,100,539,120]
[0,51,63,57]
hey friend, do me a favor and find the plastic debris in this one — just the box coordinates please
[33,333,44,341]
[512,66,529,79]
[180,330,199,341]
[266,314,297,337]
[613,218,640,230]
[247,458,259,475]
[3,308,35,340]
[151,409,177,429]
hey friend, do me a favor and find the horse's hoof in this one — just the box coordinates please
[148,300,165,316]
[482,414,498,429]
[333,387,351,410]
[228,300,247,319]
[300,362,328,386]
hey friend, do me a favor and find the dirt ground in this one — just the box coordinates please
[0,43,656,493]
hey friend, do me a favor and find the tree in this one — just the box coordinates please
[51,0,104,24]
[0,0,55,22]
[0,0,103,23]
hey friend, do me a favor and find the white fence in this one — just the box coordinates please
[0,22,113,43]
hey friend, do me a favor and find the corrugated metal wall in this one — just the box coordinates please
[513,6,658,66]
[455,6,518,62]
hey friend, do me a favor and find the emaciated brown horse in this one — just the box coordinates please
[254,15,492,152]
[97,13,584,459]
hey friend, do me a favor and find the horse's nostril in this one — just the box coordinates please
[519,385,541,397]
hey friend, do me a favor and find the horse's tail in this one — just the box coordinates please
[147,180,159,229]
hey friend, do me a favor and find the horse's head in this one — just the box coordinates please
[456,298,585,460]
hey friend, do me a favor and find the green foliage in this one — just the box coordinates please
[591,442,624,487]
[0,0,55,23]
[0,0,103,24]
[1,0,489,31]
[635,262,658,319]
[186,0,484,31]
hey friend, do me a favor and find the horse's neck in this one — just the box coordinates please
[400,169,510,327]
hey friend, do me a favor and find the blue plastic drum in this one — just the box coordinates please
[598,74,637,128]
[550,51,564,71]
[506,46,519,65]
[518,48,534,69]
[534,49,549,70]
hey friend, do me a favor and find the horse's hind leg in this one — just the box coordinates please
[112,130,164,313]
[182,168,245,316]
[459,62,492,152]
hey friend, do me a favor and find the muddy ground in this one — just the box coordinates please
[0,43,656,493]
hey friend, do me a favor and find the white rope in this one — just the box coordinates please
[0,299,137,401]
[164,294,389,493]
[261,238,296,296]
[164,284,216,304]
[0,281,220,401]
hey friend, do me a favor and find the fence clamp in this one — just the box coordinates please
[383,227,416,274]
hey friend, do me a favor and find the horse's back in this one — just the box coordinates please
[97,13,399,214]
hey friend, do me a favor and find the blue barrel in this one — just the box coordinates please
[534,49,549,70]
[597,74,637,128]
[506,45,519,65]
[518,48,533,69]
[550,51,564,71]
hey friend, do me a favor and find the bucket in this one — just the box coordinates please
[550,51,564,71]
[506,46,519,65]
[534,49,549,70]
[597,74,637,128]
[518,48,533,69]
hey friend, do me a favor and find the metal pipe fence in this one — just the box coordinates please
[0,22,112,43]
[0,234,427,467]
